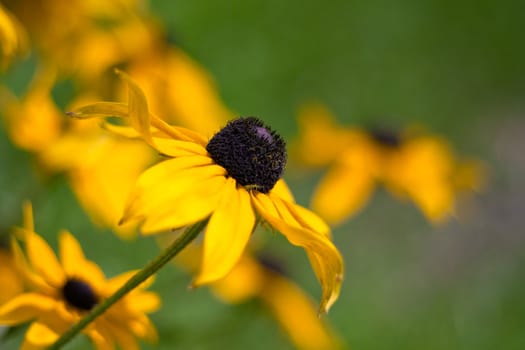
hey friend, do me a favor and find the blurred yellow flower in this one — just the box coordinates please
[294,103,485,225]
[0,204,160,350]
[3,0,150,76]
[0,3,27,69]
[124,47,234,136]
[68,72,344,313]
[176,245,344,350]
[2,69,155,238]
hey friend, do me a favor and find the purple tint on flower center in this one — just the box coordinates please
[256,126,273,143]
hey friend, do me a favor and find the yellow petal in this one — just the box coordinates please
[123,159,224,221]
[115,70,153,145]
[150,116,209,146]
[10,239,54,294]
[0,249,24,304]
[253,193,344,314]
[211,254,265,303]
[409,181,455,223]
[24,321,59,347]
[270,179,295,202]
[293,103,356,167]
[311,150,376,225]
[88,329,115,350]
[0,293,56,325]
[153,137,208,157]
[193,179,256,285]
[137,174,227,233]
[260,275,344,350]
[26,232,65,287]
[280,200,331,238]
[128,315,158,343]
[67,101,129,119]
[58,230,107,289]
[135,155,215,189]
[126,291,161,313]
[59,230,86,277]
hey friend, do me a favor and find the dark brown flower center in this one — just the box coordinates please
[61,278,99,311]
[206,117,287,193]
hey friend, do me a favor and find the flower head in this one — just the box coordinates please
[68,72,344,313]
[293,103,485,224]
[0,204,160,349]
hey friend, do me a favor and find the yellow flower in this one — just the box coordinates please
[2,66,155,238]
[0,205,160,350]
[4,0,149,76]
[176,245,344,350]
[68,72,344,313]
[294,103,484,225]
[0,3,27,69]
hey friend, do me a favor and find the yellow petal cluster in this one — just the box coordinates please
[0,205,160,350]
[294,103,485,225]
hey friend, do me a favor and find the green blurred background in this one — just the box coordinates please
[2,0,525,349]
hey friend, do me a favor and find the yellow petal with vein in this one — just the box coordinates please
[122,162,225,225]
[194,179,255,285]
[116,70,153,145]
[253,193,344,314]
[67,102,129,119]
[140,175,226,233]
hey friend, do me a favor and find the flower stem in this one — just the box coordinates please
[49,220,207,350]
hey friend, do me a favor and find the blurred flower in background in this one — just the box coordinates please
[293,103,485,225]
[175,243,344,350]
[0,204,160,349]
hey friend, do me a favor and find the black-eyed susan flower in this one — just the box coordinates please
[68,72,344,313]
[0,205,160,349]
[175,244,344,350]
[293,103,485,225]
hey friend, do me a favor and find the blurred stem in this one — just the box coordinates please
[49,220,207,350]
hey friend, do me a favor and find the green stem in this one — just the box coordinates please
[48,220,207,350]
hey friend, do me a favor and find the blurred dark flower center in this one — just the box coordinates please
[62,278,99,311]
[369,127,402,148]
[206,117,287,193]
